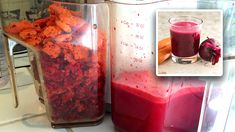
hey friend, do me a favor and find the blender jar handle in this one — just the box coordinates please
[2,34,19,108]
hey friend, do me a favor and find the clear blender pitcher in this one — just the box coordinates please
[198,59,235,132]
[2,0,109,128]
[110,0,206,132]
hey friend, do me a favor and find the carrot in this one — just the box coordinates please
[158,38,172,64]
[19,29,37,40]
[158,52,171,64]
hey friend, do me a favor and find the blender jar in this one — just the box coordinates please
[110,0,205,132]
[198,60,235,132]
[2,0,109,128]
[28,50,44,103]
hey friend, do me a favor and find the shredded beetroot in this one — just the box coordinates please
[41,51,105,122]
[4,3,106,124]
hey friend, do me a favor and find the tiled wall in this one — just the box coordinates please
[0,0,35,21]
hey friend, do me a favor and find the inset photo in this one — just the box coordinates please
[156,10,223,76]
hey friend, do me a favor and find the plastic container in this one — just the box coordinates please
[28,50,44,103]
[2,0,109,128]
[198,60,235,132]
[224,88,235,132]
[110,0,205,132]
[107,0,198,105]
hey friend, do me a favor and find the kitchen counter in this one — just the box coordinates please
[0,52,234,132]
[0,112,113,132]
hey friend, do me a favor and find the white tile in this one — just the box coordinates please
[20,2,33,20]
[0,67,33,90]
[15,67,33,85]
[0,114,66,132]
[0,52,32,89]
[0,83,45,124]
[0,0,9,3]
[8,1,22,11]
[14,53,30,67]
[72,114,115,132]
[0,3,9,11]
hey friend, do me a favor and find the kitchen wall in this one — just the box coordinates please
[0,0,34,20]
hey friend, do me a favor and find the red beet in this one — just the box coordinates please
[199,37,221,65]
[40,50,106,123]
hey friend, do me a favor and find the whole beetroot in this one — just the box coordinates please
[199,37,221,65]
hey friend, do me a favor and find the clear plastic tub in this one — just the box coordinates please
[198,60,235,132]
[2,0,109,128]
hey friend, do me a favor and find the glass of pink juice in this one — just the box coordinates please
[169,16,203,64]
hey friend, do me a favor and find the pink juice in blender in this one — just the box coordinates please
[169,16,203,64]
[164,78,205,132]
[112,71,170,132]
[111,71,205,132]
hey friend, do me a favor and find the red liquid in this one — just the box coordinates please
[164,78,205,132]
[170,21,201,57]
[111,71,205,132]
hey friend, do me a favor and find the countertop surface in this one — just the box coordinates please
[0,51,234,132]
[157,11,223,76]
